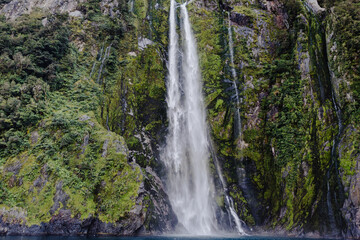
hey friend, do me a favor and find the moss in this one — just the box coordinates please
[98,163,141,223]
[232,6,257,19]
[0,83,141,225]
[229,185,255,226]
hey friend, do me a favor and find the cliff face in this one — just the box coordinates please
[0,0,359,237]
[0,0,80,20]
[0,0,176,235]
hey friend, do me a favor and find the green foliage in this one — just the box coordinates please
[0,0,358,233]
[0,90,140,225]
[0,2,146,225]
[330,0,360,122]
[232,6,257,20]
[0,13,72,159]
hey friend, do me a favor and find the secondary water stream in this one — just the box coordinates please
[227,13,242,139]
[210,144,247,235]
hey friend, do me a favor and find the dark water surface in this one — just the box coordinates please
[0,236,338,240]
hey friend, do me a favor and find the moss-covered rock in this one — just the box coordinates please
[0,0,359,237]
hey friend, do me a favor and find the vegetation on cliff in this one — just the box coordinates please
[0,0,359,237]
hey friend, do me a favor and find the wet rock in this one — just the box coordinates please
[102,139,109,158]
[263,0,289,29]
[100,0,119,17]
[0,226,8,235]
[30,131,39,144]
[304,0,325,15]
[219,1,233,12]
[230,12,251,27]
[8,175,17,188]
[69,10,83,18]
[4,160,22,175]
[344,160,360,237]
[46,209,83,235]
[234,26,254,47]
[80,133,89,154]
[139,166,178,234]
[114,139,128,156]
[33,176,47,193]
[79,115,91,122]
[302,161,309,177]
[138,37,154,50]
[50,181,69,215]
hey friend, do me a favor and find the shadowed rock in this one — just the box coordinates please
[230,12,252,27]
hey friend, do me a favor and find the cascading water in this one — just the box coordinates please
[228,13,242,139]
[210,144,247,235]
[324,74,345,234]
[161,0,216,235]
[128,0,134,13]
[223,14,247,235]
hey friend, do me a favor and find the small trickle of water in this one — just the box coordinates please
[128,0,134,13]
[228,13,242,139]
[211,144,247,235]
[224,13,247,235]
[226,196,247,235]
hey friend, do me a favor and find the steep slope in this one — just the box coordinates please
[0,0,176,235]
[0,0,359,237]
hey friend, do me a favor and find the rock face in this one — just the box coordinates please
[100,0,119,17]
[343,160,360,238]
[305,0,325,14]
[230,12,251,27]
[0,166,176,236]
[338,127,360,238]
[0,0,81,20]
[0,0,125,20]
[0,101,175,236]
[0,0,359,237]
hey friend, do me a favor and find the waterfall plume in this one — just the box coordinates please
[161,0,217,235]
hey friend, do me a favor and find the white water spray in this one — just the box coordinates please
[161,0,216,235]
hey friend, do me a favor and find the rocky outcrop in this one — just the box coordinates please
[342,160,360,238]
[0,165,176,236]
[100,0,119,17]
[0,0,82,20]
[338,127,360,238]
[304,0,325,15]
[230,12,252,27]
[139,167,178,234]
[0,0,359,237]
[0,0,124,20]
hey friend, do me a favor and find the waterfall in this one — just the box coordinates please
[219,13,247,235]
[161,0,216,235]
[210,143,247,235]
[325,72,345,234]
[128,0,134,13]
[228,14,242,139]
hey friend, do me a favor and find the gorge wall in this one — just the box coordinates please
[0,0,359,238]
